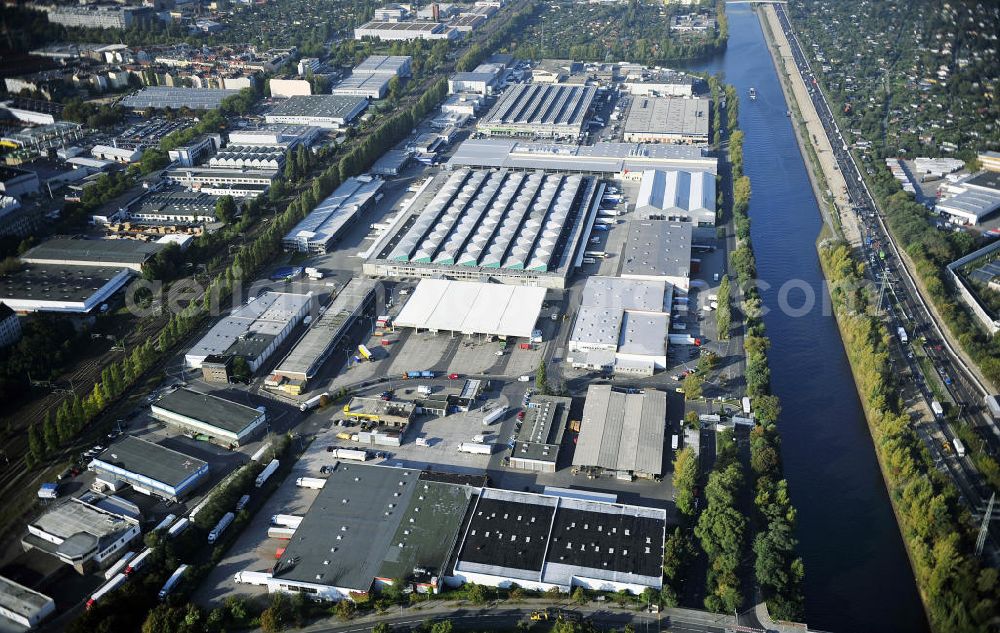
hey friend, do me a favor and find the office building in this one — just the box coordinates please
[568,276,673,376]
[393,279,545,339]
[572,385,667,480]
[152,388,267,446]
[0,303,22,348]
[363,169,602,289]
[283,177,383,253]
[23,498,140,573]
[167,135,220,167]
[477,84,597,140]
[45,5,154,30]
[509,395,570,472]
[264,95,368,129]
[89,436,209,501]
[0,575,55,630]
[185,291,314,370]
[623,96,710,144]
[266,279,380,393]
[447,139,718,175]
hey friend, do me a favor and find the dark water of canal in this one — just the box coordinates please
[687,6,928,632]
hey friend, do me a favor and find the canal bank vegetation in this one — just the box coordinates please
[819,242,998,633]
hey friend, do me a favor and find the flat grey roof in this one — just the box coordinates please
[271,279,378,380]
[0,575,52,620]
[186,292,313,363]
[131,190,219,218]
[273,463,472,591]
[572,385,666,476]
[120,87,240,110]
[447,139,718,174]
[29,498,134,564]
[937,189,1000,220]
[571,276,670,353]
[267,95,368,120]
[22,238,162,265]
[332,73,392,95]
[624,96,710,139]
[619,220,692,280]
[153,388,262,434]
[92,436,207,488]
[283,177,384,249]
[354,55,411,75]
[512,395,570,464]
[0,264,131,304]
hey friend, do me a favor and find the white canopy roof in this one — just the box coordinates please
[393,279,545,338]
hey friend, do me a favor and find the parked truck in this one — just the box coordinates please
[256,459,279,488]
[271,514,303,529]
[296,477,326,489]
[458,442,493,455]
[104,552,136,580]
[358,344,373,361]
[235,494,251,512]
[37,483,58,499]
[897,326,908,344]
[482,406,508,425]
[267,526,296,540]
[88,574,127,609]
[304,267,324,279]
[299,393,329,412]
[158,565,189,600]
[152,514,177,534]
[167,518,189,539]
[417,385,433,395]
[671,435,679,450]
[234,571,272,586]
[931,400,944,418]
[330,448,368,462]
[250,443,273,463]
[208,512,235,544]
[125,548,152,576]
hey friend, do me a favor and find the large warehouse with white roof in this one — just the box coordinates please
[633,169,716,227]
[392,279,545,338]
[568,276,673,376]
[363,168,602,288]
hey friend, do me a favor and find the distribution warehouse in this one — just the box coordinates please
[568,276,673,375]
[266,279,380,393]
[392,279,546,338]
[633,169,716,228]
[88,436,209,501]
[623,96,711,144]
[282,177,384,253]
[185,291,314,371]
[476,83,598,139]
[264,95,369,129]
[363,169,602,288]
[572,385,668,480]
[151,388,267,446]
[508,395,571,472]
[248,463,665,599]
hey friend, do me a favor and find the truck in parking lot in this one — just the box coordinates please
[208,513,234,544]
[458,442,493,455]
[986,394,1000,420]
[482,405,508,425]
[953,438,966,457]
[255,459,279,487]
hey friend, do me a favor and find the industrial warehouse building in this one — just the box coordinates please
[477,84,598,140]
[508,395,571,472]
[632,169,716,227]
[264,95,368,129]
[572,385,667,480]
[21,238,163,272]
[354,55,412,77]
[89,436,209,501]
[447,139,718,175]
[127,190,219,225]
[151,388,267,446]
[0,264,134,314]
[209,145,286,170]
[185,291,314,371]
[163,166,278,198]
[331,73,393,99]
[623,96,710,144]
[354,21,461,41]
[267,279,380,393]
[0,575,55,629]
[392,279,546,339]
[450,487,665,594]
[619,220,692,289]
[23,498,140,573]
[282,177,384,253]
[363,169,602,289]
[250,464,664,600]
[568,276,673,376]
[227,125,323,148]
[119,87,241,111]
[935,171,1000,225]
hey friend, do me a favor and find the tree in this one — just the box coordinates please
[672,447,699,516]
[753,394,781,425]
[466,583,487,605]
[334,599,356,621]
[684,410,700,430]
[535,360,551,394]
[230,356,251,383]
[27,422,44,463]
[571,587,588,604]
[41,413,59,453]
[430,621,453,633]
[682,372,703,400]
[373,625,391,633]
[215,196,237,224]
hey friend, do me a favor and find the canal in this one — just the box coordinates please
[687,6,929,633]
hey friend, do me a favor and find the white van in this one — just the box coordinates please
[518,375,532,382]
